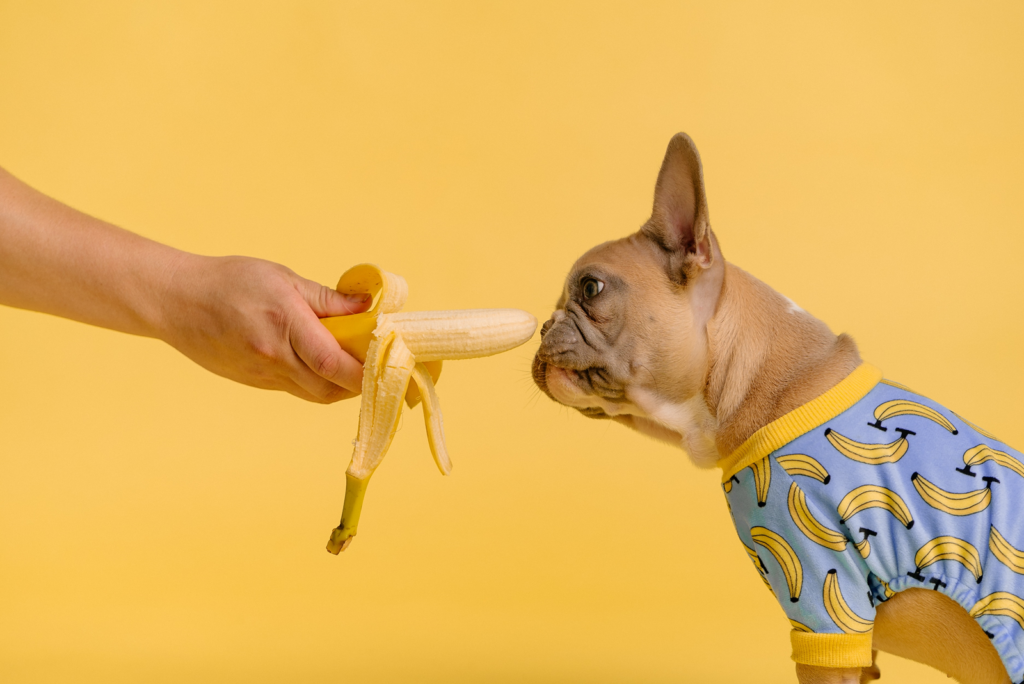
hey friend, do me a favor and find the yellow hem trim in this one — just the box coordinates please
[791,631,874,668]
[720,364,882,482]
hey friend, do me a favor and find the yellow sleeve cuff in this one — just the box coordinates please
[790,631,874,668]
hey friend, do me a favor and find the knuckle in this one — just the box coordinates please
[266,307,289,331]
[313,350,341,378]
[248,340,279,362]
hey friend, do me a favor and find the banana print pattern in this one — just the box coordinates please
[911,472,994,516]
[743,541,769,574]
[854,528,875,559]
[751,526,803,603]
[824,570,873,634]
[777,454,831,484]
[837,484,914,528]
[722,370,1024,680]
[789,618,813,633]
[788,483,848,552]
[990,526,1024,575]
[870,399,958,434]
[962,445,1024,480]
[912,536,984,583]
[751,458,771,507]
[971,593,1024,631]
[825,428,912,465]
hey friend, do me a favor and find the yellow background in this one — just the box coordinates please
[1,3,1022,682]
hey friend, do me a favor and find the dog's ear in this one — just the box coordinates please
[643,132,713,281]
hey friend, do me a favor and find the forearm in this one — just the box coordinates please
[0,166,183,338]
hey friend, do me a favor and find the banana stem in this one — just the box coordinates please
[326,473,369,554]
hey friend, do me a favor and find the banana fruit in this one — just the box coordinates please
[913,536,984,583]
[320,264,537,553]
[989,526,1024,575]
[837,485,914,529]
[970,592,1024,631]
[823,569,873,634]
[825,428,911,465]
[751,526,803,602]
[911,472,993,516]
[871,400,958,434]
[777,453,831,484]
[788,483,848,552]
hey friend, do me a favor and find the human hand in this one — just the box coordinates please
[158,254,370,403]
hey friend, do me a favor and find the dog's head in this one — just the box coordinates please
[532,133,726,458]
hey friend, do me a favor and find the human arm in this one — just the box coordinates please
[0,166,367,403]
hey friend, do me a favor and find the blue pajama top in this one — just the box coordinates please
[722,364,1024,681]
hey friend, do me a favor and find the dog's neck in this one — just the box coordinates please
[702,262,862,462]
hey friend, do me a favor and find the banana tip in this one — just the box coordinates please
[326,530,356,555]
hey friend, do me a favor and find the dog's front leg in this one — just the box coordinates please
[794,664,863,684]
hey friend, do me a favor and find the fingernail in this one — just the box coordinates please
[345,293,372,303]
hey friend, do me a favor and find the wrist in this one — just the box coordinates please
[145,248,207,343]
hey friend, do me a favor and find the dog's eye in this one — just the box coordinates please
[581,278,604,299]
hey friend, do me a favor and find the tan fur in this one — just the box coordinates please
[532,133,1011,682]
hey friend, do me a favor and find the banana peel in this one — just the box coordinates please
[320,264,537,553]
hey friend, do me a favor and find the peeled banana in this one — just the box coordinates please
[320,264,537,553]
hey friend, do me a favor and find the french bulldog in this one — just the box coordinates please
[532,133,1012,684]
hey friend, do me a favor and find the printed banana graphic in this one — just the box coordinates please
[961,445,1024,480]
[759,572,776,597]
[989,526,1024,575]
[320,264,537,553]
[751,458,771,507]
[870,399,958,434]
[913,536,983,583]
[777,454,831,484]
[751,526,803,602]
[789,619,812,633]
[879,578,895,599]
[788,483,848,552]
[743,541,768,574]
[825,428,911,465]
[970,592,1024,631]
[855,528,876,559]
[911,472,994,516]
[837,485,914,529]
[823,570,873,634]
[723,474,739,494]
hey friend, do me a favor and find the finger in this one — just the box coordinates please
[288,358,358,404]
[299,278,372,318]
[281,380,330,404]
[290,310,364,394]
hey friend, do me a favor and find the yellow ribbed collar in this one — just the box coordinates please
[719,363,882,482]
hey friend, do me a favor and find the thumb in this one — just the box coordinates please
[300,279,372,318]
